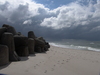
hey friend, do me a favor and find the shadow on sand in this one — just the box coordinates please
[0,74,7,75]
[20,56,29,61]
[0,62,11,70]
[29,54,36,57]
[0,53,46,70]
[20,54,36,61]
[35,52,47,54]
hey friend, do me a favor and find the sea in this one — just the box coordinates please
[49,39,100,52]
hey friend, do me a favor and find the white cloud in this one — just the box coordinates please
[0,0,100,40]
[23,19,32,24]
[0,0,100,28]
[0,0,48,23]
[40,0,100,29]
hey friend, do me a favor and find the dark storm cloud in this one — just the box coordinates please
[0,0,100,41]
[9,4,29,22]
[0,1,9,11]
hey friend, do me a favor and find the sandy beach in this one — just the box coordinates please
[0,45,100,75]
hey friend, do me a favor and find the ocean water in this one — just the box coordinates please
[49,39,100,52]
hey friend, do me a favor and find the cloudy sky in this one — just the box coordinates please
[0,0,100,41]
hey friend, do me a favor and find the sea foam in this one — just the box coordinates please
[50,42,100,52]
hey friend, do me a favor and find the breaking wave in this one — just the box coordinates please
[50,42,100,52]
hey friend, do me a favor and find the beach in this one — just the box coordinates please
[0,45,100,75]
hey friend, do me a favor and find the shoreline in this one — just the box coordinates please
[0,45,100,75]
[50,42,100,52]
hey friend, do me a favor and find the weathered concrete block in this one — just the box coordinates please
[15,46,29,56]
[0,45,9,66]
[14,35,28,47]
[14,35,29,56]
[28,38,35,54]
[28,31,36,39]
[2,24,17,35]
[35,47,42,53]
[46,42,50,48]
[41,47,45,52]
[37,37,50,48]
[44,45,48,51]
[35,38,45,47]
[0,32,20,61]
[0,27,7,39]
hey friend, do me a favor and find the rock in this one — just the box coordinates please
[2,24,17,35]
[28,31,36,39]
[0,45,9,66]
[14,35,29,56]
[28,38,35,54]
[0,32,20,61]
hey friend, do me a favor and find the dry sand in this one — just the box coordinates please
[0,45,100,75]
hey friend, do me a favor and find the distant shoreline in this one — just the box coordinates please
[49,41,100,52]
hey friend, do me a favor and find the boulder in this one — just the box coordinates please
[2,24,17,35]
[0,32,20,61]
[28,38,35,54]
[14,35,29,56]
[0,45,9,66]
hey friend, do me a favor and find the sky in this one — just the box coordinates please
[35,0,77,9]
[0,0,100,41]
